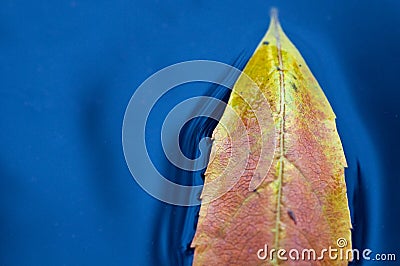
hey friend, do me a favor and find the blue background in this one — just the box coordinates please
[1,0,399,265]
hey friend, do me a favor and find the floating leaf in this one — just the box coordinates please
[192,9,352,265]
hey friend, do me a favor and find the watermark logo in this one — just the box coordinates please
[336,237,348,248]
[122,60,275,206]
[256,238,396,262]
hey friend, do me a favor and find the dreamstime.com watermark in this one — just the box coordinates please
[257,238,396,262]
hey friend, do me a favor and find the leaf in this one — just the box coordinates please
[191,9,352,265]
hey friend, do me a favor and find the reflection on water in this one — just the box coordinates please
[152,78,235,266]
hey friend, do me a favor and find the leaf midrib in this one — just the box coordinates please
[272,15,286,262]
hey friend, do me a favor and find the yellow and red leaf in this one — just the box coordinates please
[192,10,352,266]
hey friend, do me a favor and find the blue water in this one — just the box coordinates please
[1,1,399,265]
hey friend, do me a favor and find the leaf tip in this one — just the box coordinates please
[257,7,283,49]
[270,7,279,22]
[270,7,283,28]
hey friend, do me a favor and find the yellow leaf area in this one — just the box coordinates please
[191,10,352,266]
